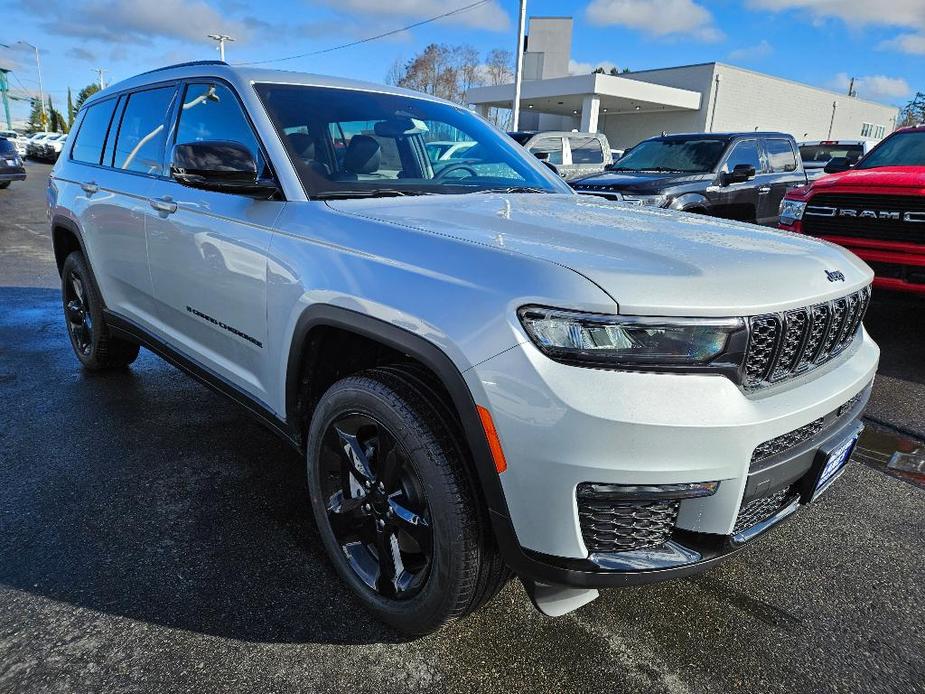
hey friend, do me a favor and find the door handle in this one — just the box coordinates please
[758,186,771,194]
[149,197,178,214]
[80,181,99,195]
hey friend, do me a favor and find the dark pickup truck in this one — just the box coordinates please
[571,131,807,226]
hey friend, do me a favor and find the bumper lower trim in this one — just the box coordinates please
[731,497,800,545]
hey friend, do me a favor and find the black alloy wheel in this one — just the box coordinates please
[64,269,93,356]
[320,412,433,599]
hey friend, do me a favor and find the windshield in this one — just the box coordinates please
[855,131,925,169]
[800,144,864,165]
[610,138,727,173]
[254,84,571,198]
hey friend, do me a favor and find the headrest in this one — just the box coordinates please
[344,135,381,174]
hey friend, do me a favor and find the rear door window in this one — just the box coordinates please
[568,135,604,164]
[71,98,117,165]
[528,137,563,165]
[113,86,176,174]
[765,138,798,173]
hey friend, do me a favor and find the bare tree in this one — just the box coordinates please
[484,48,513,86]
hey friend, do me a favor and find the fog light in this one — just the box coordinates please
[577,481,719,501]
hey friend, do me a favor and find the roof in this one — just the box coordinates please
[648,131,793,140]
[86,61,454,109]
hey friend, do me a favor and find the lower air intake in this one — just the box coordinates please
[578,499,679,553]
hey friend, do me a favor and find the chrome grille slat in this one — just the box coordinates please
[743,286,870,390]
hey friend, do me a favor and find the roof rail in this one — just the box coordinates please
[134,60,228,78]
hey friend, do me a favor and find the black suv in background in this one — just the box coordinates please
[571,132,807,226]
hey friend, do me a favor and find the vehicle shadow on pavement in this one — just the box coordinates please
[0,287,409,645]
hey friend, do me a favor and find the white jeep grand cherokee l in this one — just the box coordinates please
[47,61,879,635]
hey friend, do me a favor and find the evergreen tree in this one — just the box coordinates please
[74,83,101,112]
[67,87,75,129]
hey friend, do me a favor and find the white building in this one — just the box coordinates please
[467,17,900,151]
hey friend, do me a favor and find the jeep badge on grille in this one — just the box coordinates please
[825,270,846,282]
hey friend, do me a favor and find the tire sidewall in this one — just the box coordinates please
[306,378,470,633]
[61,252,107,369]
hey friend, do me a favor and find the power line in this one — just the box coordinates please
[234,0,491,66]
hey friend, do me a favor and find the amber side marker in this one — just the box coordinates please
[476,405,507,474]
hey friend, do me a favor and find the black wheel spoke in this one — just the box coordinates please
[326,489,369,535]
[389,497,432,553]
[375,527,405,597]
[334,424,375,485]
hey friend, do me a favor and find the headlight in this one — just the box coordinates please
[518,306,745,369]
[621,194,669,208]
[779,199,806,224]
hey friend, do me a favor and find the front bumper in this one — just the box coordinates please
[467,329,878,588]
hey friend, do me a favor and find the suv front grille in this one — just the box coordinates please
[743,286,870,389]
[733,488,796,535]
[802,194,925,245]
[578,499,679,553]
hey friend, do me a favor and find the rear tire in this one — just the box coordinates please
[306,366,507,635]
[0,181,10,189]
[61,251,140,370]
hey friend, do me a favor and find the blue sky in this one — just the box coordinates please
[2,0,922,126]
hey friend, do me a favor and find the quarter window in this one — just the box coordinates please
[113,86,176,174]
[71,98,117,165]
[175,83,261,166]
[722,139,761,173]
[765,139,797,173]
[568,135,604,164]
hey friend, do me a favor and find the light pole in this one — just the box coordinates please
[92,67,107,90]
[511,0,527,131]
[208,34,234,62]
[19,41,46,129]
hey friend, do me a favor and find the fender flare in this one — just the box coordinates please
[50,214,92,276]
[669,192,711,213]
[284,304,514,525]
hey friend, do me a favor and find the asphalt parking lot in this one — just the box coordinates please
[1,163,923,693]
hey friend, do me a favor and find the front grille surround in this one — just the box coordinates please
[578,498,679,553]
[743,286,870,390]
[802,193,925,245]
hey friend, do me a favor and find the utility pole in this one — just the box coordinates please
[848,77,856,97]
[511,0,527,131]
[1,41,45,128]
[207,34,234,62]
[92,67,106,90]
[0,70,12,130]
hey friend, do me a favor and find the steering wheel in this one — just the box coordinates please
[433,163,479,181]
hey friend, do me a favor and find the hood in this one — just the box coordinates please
[326,193,872,316]
[573,171,710,193]
[813,166,925,191]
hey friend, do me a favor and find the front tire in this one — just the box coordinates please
[306,367,506,635]
[61,251,139,370]
[0,181,10,189]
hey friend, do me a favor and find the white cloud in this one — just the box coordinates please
[316,0,510,31]
[568,59,619,75]
[747,0,925,28]
[880,32,925,55]
[23,0,250,44]
[830,72,911,102]
[585,0,724,42]
[727,39,773,62]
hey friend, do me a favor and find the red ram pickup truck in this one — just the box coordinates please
[780,124,925,294]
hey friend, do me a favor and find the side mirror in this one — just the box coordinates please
[721,163,756,186]
[170,140,279,199]
[533,151,550,161]
[823,156,851,174]
[541,160,563,177]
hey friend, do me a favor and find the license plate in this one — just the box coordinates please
[812,433,858,500]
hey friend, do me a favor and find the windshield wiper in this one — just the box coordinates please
[312,189,435,200]
[470,186,549,194]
